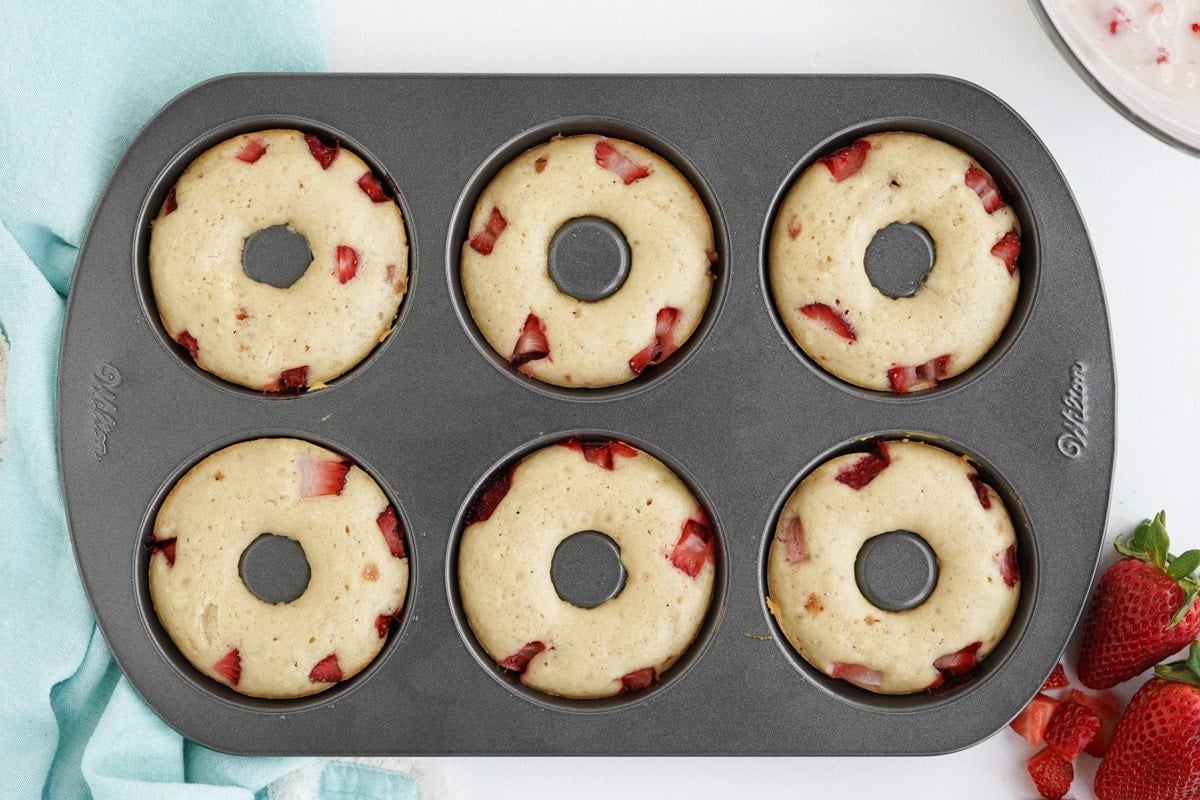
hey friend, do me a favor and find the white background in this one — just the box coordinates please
[312,1,1200,797]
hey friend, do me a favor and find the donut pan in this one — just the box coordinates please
[58,74,1115,756]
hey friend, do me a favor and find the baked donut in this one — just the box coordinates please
[457,439,717,698]
[148,438,409,699]
[768,131,1021,393]
[150,129,409,392]
[766,440,1020,695]
[460,134,716,388]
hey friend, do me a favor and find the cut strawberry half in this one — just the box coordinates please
[934,641,982,676]
[335,244,359,284]
[799,302,857,342]
[309,653,343,683]
[619,667,659,693]
[304,133,339,169]
[1027,746,1073,800]
[357,171,390,203]
[297,456,352,498]
[1042,663,1070,691]
[213,648,241,686]
[469,206,507,255]
[375,608,402,638]
[629,307,681,375]
[831,661,884,690]
[235,138,267,164]
[1044,698,1102,760]
[594,140,651,184]
[670,514,717,578]
[964,164,1005,213]
[499,641,546,674]
[1011,693,1062,745]
[147,535,177,567]
[160,187,178,217]
[819,139,871,182]
[1068,688,1120,757]
[376,506,406,559]
[887,354,951,393]
[264,365,309,394]
[176,330,199,361]
[510,313,550,369]
[561,439,639,470]
[996,544,1020,588]
[835,441,892,490]
[466,465,516,525]
[967,472,993,510]
[990,230,1021,275]
[781,515,809,564]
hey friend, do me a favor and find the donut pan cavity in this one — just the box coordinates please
[59,74,1114,756]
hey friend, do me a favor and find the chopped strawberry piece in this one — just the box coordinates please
[376,506,406,558]
[996,544,1020,588]
[160,187,178,217]
[799,302,857,342]
[967,472,993,510]
[297,456,352,498]
[309,653,343,683]
[990,230,1021,275]
[835,442,892,490]
[781,515,809,563]
[819,139,871,182]
[629,307,681,375]
[469,206,507,255]
[964,164,1005,213]
[499,641,546,674]
[1157,46,1171,64]
[888,354,951,393]
[1193,22,1200,34]
[357,171,390,203]
[176,330,199,361]
[466,466,515,525]
[1109,7,1133,34]
[831,661,884,690]
[1044,698,1102,760]
[235,138,267,164]
[926,672,944,690]
[1042,663,1070,690]
[510,313,550,368]
[934,641,982,676]
[594,140,651,184]
[147,536,177,567]
[1027,747,1073,800]
[264,365,309,394]
[335,244,359,284]
[375,608,402,638]
[213,648,241,686]
[619,667,659,693]
[670,514,716,577]
[304,134,339,169]
[534,156,548,173]
[561,439,639,470]
[1069,688,1120,756]
[1011,693,1062,744]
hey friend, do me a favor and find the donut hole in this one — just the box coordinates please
[240,224,313,290]
[238,532,311,605]
[863,223,936,299]
[548,217,632,303]
[550,530,628,609]
[853,530,940,612]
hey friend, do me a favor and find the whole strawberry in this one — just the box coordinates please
[1094,643,1200,800]
[1077,512,1200,690]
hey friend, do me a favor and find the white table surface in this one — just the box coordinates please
[312,1,1200,797]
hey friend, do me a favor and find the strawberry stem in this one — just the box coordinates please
[1154,642,1200,687]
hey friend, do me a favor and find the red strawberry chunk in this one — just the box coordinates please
[510,313,550,368]
[888,354,951,393]
[469,206,507,255]
[235,138,267,164]
[629,307,681,375]
[1157,46,1171,64]
[375,608,402,638]
[967,472,993,510]
[335,244,359,284]
[377,506,406,558]
[1011,693,1062,745]
[996,544,1020,588]
[466,466,515,525]
[304,134,339,169]
[1069,688,1120,757]
[309,653,343,683]
[990,230,1021,275]
[594,140,651,185]
[357,171,389,203]
[835,442,891,490]
[1109,7,1134,34]
[964,165,1005,213]
[160,187,178,217]
[297,456,352,498]
[500,641,546,674]
[1193,22,1200,34]
[213,648,241,686]
[670,515,716,577]
[799,302,857,342]
[934,641,982,676]
[1027,747,1073,800]
[148,536,177,567]
[819,139,871,182]
[561,439,639,470]
[176,330,199,361]
[831,661,884,690]
[1044,699,1102,760]
[619,667,659,693]
[782,515,809,564]
[1042,663,1070,691]
[264,365,309,394]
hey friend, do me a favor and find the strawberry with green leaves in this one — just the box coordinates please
[1077,512,1200,690]
[1094,643,1200,800]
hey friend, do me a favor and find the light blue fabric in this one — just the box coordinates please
[0,2,416,798]
[319,763,418,800]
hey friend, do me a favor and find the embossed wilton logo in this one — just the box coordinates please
[1057,361,1089,459]
[91,364,121,461]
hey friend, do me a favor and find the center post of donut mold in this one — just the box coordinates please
[854,529,940,612]
[547,217,632,303]
[241,224,313,289]
[238,532,312,604]
[862,223,936,299]
[550,530,628,609]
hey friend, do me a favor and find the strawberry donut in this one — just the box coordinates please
[769,131,1021,393]
[457,439,717,698]
[150,129,409,393]
[460,134,716,388]
[766,440,1020,695]
[148,438,409,699]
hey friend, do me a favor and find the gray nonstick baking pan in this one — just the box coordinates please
[58,74,1114,756]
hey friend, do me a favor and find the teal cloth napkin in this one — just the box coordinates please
[0,3,414,799]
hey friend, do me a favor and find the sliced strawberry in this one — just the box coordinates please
[264,365,309,394]
[991,230,1021,275]
[176,330,199,361]
[670,514,716,578]
[619,667,659,693]
[469,207,508,255]
[1027,747,1073,800]
[831,661,884,690]
[510,313,550,368]
[1044,698,1102,760]
[799,302,857,342]
[888,354,951,393]
[499,641,546,674]
[561,439,639,470]
[819,139,871,182]
[964,164,1005,213]
[996,544,1020,588]
[335,244,359,284]
[160,187,178,217]
[235,138,267,164]
[375,608,402,638]
[967,472,993,510]
[1042,663,1070,691]
[594,140,651,185]
[376,506,406,558]
[781,515,809,564]
[1069,688,1120,757]
[297,456,352,498]
[835,441,892,490]
[304,134,339,169]
[629,307,681,375]
[147,535,177,567]
[466,466,515,525]
[1011,693,1062,745]
[357,171,389,203]
[308,653,343,683]
[934,641,982,676]
[213,648,241,686]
